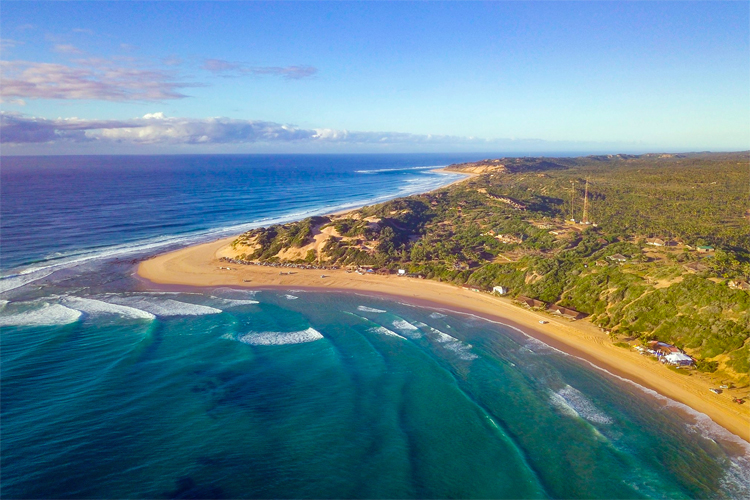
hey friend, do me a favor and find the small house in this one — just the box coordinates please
[516,295,547,308]
[646,238,665,247]
[547,304,586,320]
[397,269,407,276]
[608,253,628,262]
[728,280,750,291]
[697,245,714,253]
[493,286,508,295]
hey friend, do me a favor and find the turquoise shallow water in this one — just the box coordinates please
[1,155,749,498]
[2,290,748,498]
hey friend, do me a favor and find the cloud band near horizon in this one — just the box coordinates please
[1,112,548,147]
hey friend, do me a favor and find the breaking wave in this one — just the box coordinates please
[0,303,82,327]
[355,165,440,174]
[106,296,222,317]
[429,312,446,319]
[368,326,407,340]
[0,270,55,294]
[240,327,324,346]
[550,385,613,425]
[209,296,260,308]
[426,326,477,360]
[284,295,299,300]
[357,305,386,313]
[62,297,155,320]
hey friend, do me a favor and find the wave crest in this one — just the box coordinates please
[357,305,386,313]
[0,303,82,326]
[240,327,323,345]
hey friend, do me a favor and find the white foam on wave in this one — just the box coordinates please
[355,165,440,174]
[368,326,407,340]
[357,305,386,313]
[550,385,613,425]
[240,327,323,346]
[284,295,298,300]
[209,296,259,307]
[392,319,418,330]
[391,319,422,339]
[429,312,446,319]
[443,341,479,360]
[62,297,155,320]
[107,296,222,317]
[0,270,54,294]
[428,327,459,343]
[425,326,477,360]
[0,303,82,326]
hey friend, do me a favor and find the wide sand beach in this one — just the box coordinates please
[138,234,750,443]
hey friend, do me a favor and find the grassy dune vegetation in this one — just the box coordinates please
[233,152,750,380]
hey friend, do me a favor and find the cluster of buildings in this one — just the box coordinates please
[635,341,695,366]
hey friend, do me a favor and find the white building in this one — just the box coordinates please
[493,286,508,295]
[398,269,406,276]
[664,352,694,366]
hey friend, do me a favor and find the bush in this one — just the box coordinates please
[695,359,719,373]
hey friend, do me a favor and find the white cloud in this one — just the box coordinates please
[0,59,194,101]
[202,58,317,79]
[53,44,83,55]
[0,39,24,50]
[0,112,557,149]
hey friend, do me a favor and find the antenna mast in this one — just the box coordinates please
[570,181,576,221]
[582,178,590,224]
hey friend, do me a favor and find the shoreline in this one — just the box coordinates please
[137,236,750,443]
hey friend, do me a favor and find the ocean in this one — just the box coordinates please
[1,154,748,499]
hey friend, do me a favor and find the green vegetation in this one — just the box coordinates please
[234,152,750,380]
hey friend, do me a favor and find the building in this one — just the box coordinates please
[646,340,696,366]
[492,286,508,295]
[461,284,484,292]
[648,341,681,355]
[397,269,406,276]
[547,304,586,320]
[496,234,524,244]
[697,245,714,253]
[646,238,665,247]
[516,295,547,308]
[728,280,750,291]
[664,352,695,366]
[608,253,628,262]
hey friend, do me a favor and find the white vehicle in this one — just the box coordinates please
[539,320,548,324]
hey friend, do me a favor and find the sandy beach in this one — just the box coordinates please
[138,235,749,443]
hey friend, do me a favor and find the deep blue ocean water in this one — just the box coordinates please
[1,155,748,499]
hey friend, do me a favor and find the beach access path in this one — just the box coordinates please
[138,235,749,443]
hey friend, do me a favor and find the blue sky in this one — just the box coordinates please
[1,1,748,154]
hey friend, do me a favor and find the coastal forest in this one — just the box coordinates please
[232,152,750,381]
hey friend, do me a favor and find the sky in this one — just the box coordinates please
[1,1,748,155]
